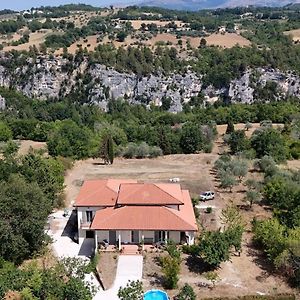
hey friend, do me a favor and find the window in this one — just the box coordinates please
[158,231,168,241]
[86,211,93,222]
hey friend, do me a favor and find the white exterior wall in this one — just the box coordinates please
[77,206,103,223]
[169,231,181,243]
[186,231,195,245]
[76,206,105,241]
[96,230,109,242]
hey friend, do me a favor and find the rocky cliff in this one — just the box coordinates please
[1,55,300,112]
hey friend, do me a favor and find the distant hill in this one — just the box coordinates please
[138,0,300,10]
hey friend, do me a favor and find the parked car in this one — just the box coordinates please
[200,191,215,201]
[169,177,180,183]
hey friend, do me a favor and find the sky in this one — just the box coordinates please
[0,0,138,10]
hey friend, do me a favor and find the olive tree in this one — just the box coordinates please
[118,280,143,300]
[175,283,196,300]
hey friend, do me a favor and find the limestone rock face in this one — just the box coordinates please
[88,64,202,112]
[1,53,300,112]
[229,68,300,103]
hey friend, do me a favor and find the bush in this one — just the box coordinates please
[225,120,234,134]
[148,146,163,158]
[0,122,12,141]
[135,142,149,158]
[228,130,250,154]
[253,156,276,172]
[47,120,97,159]
[175,283,196,300]
[118,280,143,300]
[203,142,213,153]
[122,143,136,159]
[161,255,180,289]
[166,241,181,260]
[198,230,231,268]
[182,244,200,256]
[289,141,300,159]
[121,142,163,159]
[206,207,213,214]
[251,128,288,162]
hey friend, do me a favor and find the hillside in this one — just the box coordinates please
[138,0,300,10]
[0,5,300,110]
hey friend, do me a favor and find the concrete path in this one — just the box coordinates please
[47,210,101,293]
[94,255,143,300]
[47,210,94,259]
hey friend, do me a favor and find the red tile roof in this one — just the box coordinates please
[90,189,197,231]
[117,183,184,205]
[74,179,137,207]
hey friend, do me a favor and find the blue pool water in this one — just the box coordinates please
[144,290,168,300]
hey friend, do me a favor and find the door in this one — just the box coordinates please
[86,230,95,238]
[131,231,139,243]
[109,231,116,245]
[158,231,168,242]
[155,231,160,242]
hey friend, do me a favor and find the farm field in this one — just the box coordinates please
[129,20,185,30]
[63,123,298,299]
[3,29,54,51]
[0,32,22,45]
[62,32,252,54]
[204,32,251,48]
[55,34,99,55]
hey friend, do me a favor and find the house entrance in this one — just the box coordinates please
[155,231,169,242]
[109,231,116,245]
[131,231,139,243]
[86,230,95,238]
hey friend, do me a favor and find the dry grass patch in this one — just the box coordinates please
[97,252,118,289]
[56,34,99,55]
[0,32,22,45]
[205,33,251,48]
[216,123,283,138]
[284,29,300,42]
[17,140,47,156]
[3,29,53,51]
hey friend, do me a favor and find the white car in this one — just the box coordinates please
[200,191,215,201]
[169,177,180,183]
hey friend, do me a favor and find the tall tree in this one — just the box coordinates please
[99,134,114,164]
[0,175,51,264]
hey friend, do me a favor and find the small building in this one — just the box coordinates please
[74,179,197,251]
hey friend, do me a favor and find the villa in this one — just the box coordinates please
[74,179,197,251]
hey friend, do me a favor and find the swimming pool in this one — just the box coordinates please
[144,290,169,300]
